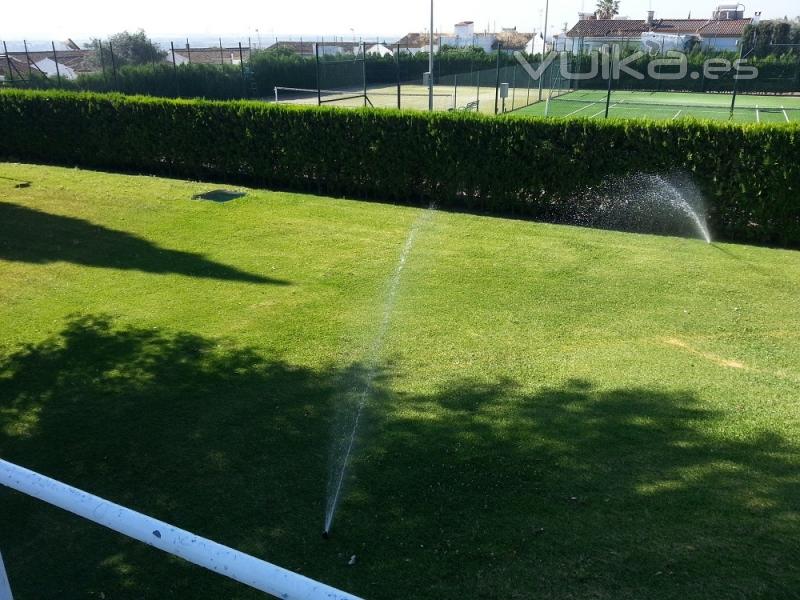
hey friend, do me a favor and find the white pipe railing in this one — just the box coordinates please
[0,459,361,600]
[0,550,12,600]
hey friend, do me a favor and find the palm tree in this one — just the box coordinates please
[596,0,620,19]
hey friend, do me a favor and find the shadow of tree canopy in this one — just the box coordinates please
[0,202,283,284]
[0,317,798,599]
[338,379,800,599]
[0,315,327,599]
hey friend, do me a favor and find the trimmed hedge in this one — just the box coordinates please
[0,89,798,247]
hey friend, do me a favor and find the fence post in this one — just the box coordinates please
[24,39,32,78]
[511,65,517,110]
[0,550,12,600]
[476,68,480,109]
[494,44,502,115]
[170,42,179,96]
[2,41,13,84]
[604,46,613,119]
[238,42,246,98]
[361,41,367,107]
[395,43,401,109]
[526,63,532,105]
[98,40,107,84]
[51,41,62,88]
[314,43,322,106]
[109,41,118,89]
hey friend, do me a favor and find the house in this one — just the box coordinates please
[168,46,253,65]
[360,43,394,57]
[397,22,534,55]
[0,47,94,81]
[563,5,754,53]
[394,33,440,55]
[266,40,362,57]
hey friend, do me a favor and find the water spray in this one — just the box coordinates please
[323,205,436,535]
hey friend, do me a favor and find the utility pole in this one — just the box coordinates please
[538,0,550,101]
[429,0,434,111]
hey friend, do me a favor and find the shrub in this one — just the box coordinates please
[0,89,797,247]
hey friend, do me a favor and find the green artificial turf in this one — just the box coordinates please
[0,163,798,599]
[511,90,800,122]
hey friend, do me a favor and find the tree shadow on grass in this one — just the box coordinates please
[0,315,327,599]
[0,202,283,284]
[338,378,800,600]
[0,319,798,599]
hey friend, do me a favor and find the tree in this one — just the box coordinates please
[86,30,166,68]
[595,0,620,19]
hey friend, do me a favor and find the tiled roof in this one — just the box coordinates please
[697,19,752,36]
[170,47,252,64]
[566,17,751,38]
[567,19,650,37]
[395,31,533,50]
[0,49,95,74]
[267,40,365,54]
[395,33,438,49]
[493,31,535,50]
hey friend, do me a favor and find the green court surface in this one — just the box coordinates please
[512,89,800,123]
[274,83,503,114]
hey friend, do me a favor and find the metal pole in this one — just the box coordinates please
[0,550,12,600]
[395,43,401,109]
[605,46,613,118]
[315,43,322,106]
[730,31,755,119]
[362,41,367,107]
[511,65,517,110]
[453,73,457,109]
[186,39,191,64]
[0,459,361,600]
[494,44,501,115]
[2,42,13,84]
[98,40,107,83]
[109,42,118,89]
[526,64,532,105]
[476,68,480,108]
[428,0,434,111]
[538,0,550,100]
[170,41,179,96]
[219,38,224,65]
[238,42,246,98]
[51,41,61,87]
[23,40,32,78]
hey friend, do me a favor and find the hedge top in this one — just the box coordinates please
[1,89,798,248]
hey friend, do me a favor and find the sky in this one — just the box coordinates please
[2,0,798,44]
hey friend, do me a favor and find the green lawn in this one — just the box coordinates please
[512,90,800,122]
[1,163,799,599]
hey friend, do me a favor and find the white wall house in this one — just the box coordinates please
[564,5,753,53]
[31,57,77,79]
[361,43,394,57]
[525,34,547,55]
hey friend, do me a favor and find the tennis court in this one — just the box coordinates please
[512,90,800,123]
[274,83,505,113]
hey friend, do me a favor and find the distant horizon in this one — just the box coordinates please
[2,0,797,47]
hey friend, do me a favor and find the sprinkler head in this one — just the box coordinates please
[322,530,330,540]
